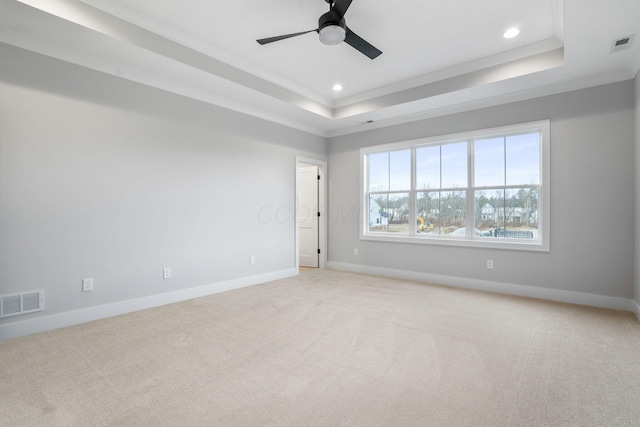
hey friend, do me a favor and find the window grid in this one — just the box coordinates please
[361,121,549,251]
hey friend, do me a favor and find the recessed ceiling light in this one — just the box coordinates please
[333,84,343,92]
[503,28,520,39]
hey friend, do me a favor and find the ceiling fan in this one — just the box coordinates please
[256,0,382,60]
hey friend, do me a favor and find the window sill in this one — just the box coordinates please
[360,233,549,252]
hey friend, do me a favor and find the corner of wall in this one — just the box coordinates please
[635,70,640,317]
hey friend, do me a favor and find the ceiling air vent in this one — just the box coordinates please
[0,290,44,319]
[610,34,635,53]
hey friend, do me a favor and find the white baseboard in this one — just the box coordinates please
[0,268,298,341]
[633,300,640,322]
[328,261,637,314]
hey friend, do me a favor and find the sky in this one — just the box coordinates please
[368,131,541,192]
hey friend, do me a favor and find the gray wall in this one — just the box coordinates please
[1,40,636,333]
[328,81,635,299]
[0,43,326,327]
[635,72,640,311]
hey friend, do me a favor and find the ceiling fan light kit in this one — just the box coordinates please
[319,24,346,45]
[257,0,382,59]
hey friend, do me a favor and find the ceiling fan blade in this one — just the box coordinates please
[257,29,318,45]
[332,0,354,20]
[345,27,382,59]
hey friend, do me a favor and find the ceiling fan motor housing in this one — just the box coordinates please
[318,10,346,45]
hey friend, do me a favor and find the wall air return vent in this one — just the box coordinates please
[610,34,635,53]
[0,290,44,319]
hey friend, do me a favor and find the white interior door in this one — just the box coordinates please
[299,165,319,268]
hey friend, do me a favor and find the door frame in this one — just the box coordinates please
[295,156,327,269]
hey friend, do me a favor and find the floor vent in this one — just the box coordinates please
[0,290,44,319]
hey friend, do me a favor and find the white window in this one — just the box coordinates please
[361,120,550,251]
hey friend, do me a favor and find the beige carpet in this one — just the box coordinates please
[1,269,639,426]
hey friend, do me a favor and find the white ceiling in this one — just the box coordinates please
[2,0,639,136]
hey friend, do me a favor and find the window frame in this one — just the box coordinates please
[359,120,550,252]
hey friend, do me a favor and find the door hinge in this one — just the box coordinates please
[317,212,321,217]
[317,249,321,254]
[317,175,320,180]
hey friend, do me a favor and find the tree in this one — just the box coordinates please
[516,188,538,226]
[441,191,465,227]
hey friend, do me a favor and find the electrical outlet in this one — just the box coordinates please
[82,278,94,292]
[250,256,255,265]
[163,268,171,279]
[486,260,494,270]
[354,248,359,256]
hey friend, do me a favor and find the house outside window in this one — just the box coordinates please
[360,120,550,251]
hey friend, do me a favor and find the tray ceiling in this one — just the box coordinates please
[2,0,639,136]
